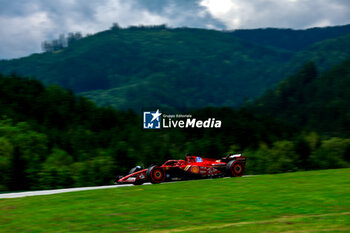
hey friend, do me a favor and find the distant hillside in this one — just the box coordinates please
[232,24,350,51]
[262,33,350,90]
[281,34,350,74]
[1,25,350,110]
[249,58,350,136]
[81,31,350,110]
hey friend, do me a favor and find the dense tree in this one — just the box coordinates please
[249,58,350,136]
[67,32,83,46]
[231,24,350,52]
[42,32,83,52]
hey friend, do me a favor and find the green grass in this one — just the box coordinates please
[1,169,349,232]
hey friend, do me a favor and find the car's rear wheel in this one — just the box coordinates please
[226,161,245,177]
[146,166,165,184]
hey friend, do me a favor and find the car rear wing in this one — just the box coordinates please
[222,154,247,164]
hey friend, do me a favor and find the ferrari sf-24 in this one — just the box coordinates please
[115,154,247,185]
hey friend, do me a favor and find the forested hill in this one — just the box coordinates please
[248,58,350,136]
[231,24,350,52]
[0,25,350,111]
[0,26,292,110]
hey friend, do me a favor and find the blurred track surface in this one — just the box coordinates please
[0,183,152,199]
[0,176,254,199]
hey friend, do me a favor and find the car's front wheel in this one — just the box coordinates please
[146,166,165,184]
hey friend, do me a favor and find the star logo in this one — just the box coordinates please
[150,109,161,122]
[143,109,162,129]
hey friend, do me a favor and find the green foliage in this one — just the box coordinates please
[38,164,74,190]
[38,148,75,189]
[250,58,350,136]
[310,138,350,169]
[247,141,298,174]
[250,57,350,174]
[246,135,350,175]
[0,137,13,158]
[2,25,350,111]
[246,58,350,173]
[0,119,48,190]
[80,30,350,110]
[231,24,350,52]
[280,34,350,76]
[0,137,13,190]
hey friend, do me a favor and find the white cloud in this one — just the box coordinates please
[0,11,54,59]
[0,0,172,59]
[0,0,349,59]
[93,0,169,29]
[200,0,350,29]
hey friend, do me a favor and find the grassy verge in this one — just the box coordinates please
[1,169,349,232]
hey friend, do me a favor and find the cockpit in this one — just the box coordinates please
[185,156,203,163]
[162,160,186,166]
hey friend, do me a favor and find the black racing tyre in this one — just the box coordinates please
[226,161,245,177]
[146,166,165,184]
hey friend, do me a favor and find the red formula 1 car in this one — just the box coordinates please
[115,154,247,185]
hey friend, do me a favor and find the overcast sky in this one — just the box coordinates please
[0,0,349,59]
